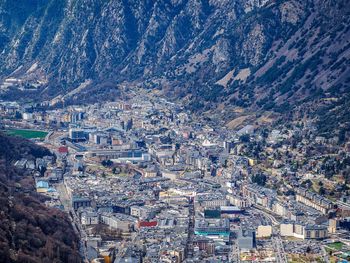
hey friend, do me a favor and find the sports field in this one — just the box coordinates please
[6,129,48,139]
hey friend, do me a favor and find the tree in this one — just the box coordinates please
[261,129,269,139]
[301,179,312,188]
[338,129,346,144]
[252,174,267,186]
[39,166,47,177]
[319,186,326,195]
[240,134,250,143]
[306,246,311,253]
[15,111,22,119]
[101,160,113,167]
[285,189,295,196]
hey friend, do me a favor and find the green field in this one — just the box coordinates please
[6,129,48,139]
[326,242,344,251]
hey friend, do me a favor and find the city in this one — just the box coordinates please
[1,86,350,263]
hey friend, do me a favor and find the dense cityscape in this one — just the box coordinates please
[0,0,349,262]
[1,86,350,263]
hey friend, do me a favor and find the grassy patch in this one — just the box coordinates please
[6,129,48,139]
[326,242,344,251]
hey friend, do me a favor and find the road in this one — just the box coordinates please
[57,180,89,262]
[252,204,279,225]
[337,200,350,210]
[230,241,240,263]
[251,206,287,263]
[115,233,138,260]
[321,246,330,263]
[186,197,195,258]
[273,235,288,263]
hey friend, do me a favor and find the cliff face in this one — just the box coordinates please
[0,0,349,116]
[0,134,81,263]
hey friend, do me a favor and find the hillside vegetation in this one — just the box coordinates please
[0,133,81,263]
[0,0,349,134]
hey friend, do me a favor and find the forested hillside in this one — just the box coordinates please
[0,134,81,263]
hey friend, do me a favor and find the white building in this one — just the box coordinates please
[257,225,272,238]
[81,211,99,225]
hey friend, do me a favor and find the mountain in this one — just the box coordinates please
[0,0,349,127]
[0,133,81,263]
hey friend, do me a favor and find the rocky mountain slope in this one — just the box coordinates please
[0,133,81,263]
[0,0,349,125]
